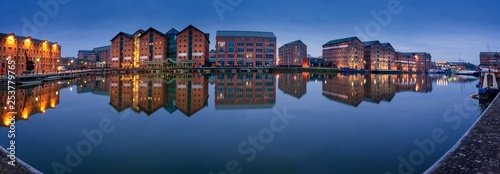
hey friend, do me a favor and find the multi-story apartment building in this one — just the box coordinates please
[139,27,168,69]
[176,25,210,68]
[214,73,276,109]
[0,33,60,75]
[363,40,383,70]
[394,52,417,72]
[215,31,277,67]
[278,40,307,66]
[480,52,500,70]
[381,43,395,71]
[322,37,364,69]
[110,32,135,69]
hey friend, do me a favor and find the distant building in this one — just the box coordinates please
[363,40,383,70]
[215,30,277,67]
[322,37,364,69]
[278,40,307,66]
[479,52,500,70]
[78,46,111,68]
[93,46,111,68]
[394,52,416,72]
[176,25,210,68]
[0,33,61,75]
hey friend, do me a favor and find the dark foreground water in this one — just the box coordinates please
[0,73,481,174]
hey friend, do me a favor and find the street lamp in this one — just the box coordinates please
[36,58,40,74]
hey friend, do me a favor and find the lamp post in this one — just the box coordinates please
[36,58,40,74]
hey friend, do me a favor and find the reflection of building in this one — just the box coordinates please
[322,74,365,107]
[76,76,110,95]
[323,37,364,69]
[393,74,432,93]
[278,73,307,99]
[0,33,60,75]
[215,73,276,109]
[363,74,395,103]
[107,74,208,117]
[278,40,307,66]
[175,74,209,116]
[2,83,60,127]
[215,31,277,67]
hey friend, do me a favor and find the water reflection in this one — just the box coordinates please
[1,73,477,126]
[215,73,276,109]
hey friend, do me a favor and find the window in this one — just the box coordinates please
[218,42,225,47]
[228,48,234,52]
[237,42,244,46]
[218,48,225,52]
[227,54,234,58]
[228,42,235,46]
[246,43,254,47]
[237,54,244,58]
[256,54,263,58]
[237,48,244,52]
[256,43,263,47]
[256,49,263,52]
[246,48,254,52]
[266,54,274,59]
[270,38,275,42]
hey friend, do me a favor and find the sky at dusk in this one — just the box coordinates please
[1,0,499,64]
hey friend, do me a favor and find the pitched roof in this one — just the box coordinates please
[139,27,166,38]
[216,30,276,38]
[78,50,95,55]
[178,25,210,43]
[381,42,393,48]
[480,52,500,56]
[0,32,58,45]
[166,28,179,35]
[110,32,133,41]
[363,40,380,47]
[324,37,358,46]
[92,45,111,52]
[282,40,306,47]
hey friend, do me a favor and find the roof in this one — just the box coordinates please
[216,30,276,38]
[282,40,306,47]
[166,28,179,35]
[0,32,58,45]
[324,36,358,46]
[178,25,210,43]
[139,27,166,38]
[92,45,110,52]
[381,42,393,48]
[78,50,95,55]
[110,32,133,41]
[363,40,380,47]
[480,52,500,56]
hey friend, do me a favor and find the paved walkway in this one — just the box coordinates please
[427,94,500,173]
[0,146,42,174]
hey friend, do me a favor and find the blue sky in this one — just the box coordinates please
[1,0,499,64]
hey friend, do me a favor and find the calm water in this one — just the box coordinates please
[1,73,481,174]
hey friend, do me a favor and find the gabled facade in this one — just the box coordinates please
[138,27,168,69]
[381,43,395,71]
[110,32,134,68]
[176,25,210,67]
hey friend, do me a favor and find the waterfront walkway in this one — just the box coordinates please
[0,146,42,174]
[427,93,500,173]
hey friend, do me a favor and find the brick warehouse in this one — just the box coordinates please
[278,40,307,67]
[110,25,209,69]
[215,31,277,67]
[0,33,61,75]
[322,37,365,69]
